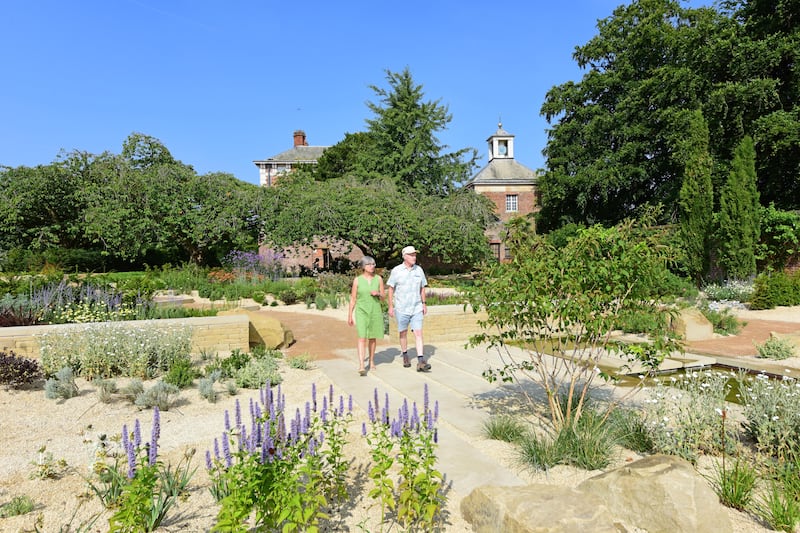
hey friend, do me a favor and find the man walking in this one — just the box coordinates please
[387,245,431,372]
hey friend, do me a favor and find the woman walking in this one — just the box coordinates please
[347,256,385,375]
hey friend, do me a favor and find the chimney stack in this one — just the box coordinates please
[293,130,308,147]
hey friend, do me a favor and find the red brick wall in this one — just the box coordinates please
[480,190,537,221]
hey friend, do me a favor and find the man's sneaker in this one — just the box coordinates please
[417,361,431,372]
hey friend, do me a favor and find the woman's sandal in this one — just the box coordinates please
[358,369,367,376]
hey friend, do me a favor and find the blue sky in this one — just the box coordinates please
[1,0,709,186]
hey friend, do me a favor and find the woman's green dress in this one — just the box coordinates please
[355,275,383,339]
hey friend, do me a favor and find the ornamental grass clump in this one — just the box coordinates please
[207,383,354,531]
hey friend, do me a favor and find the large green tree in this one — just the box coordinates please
[677,111,714,283]
[537,0,799,231]
[716,136,761,279]
[358,68,477,195]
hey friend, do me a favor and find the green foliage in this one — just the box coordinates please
[44,367,79,400]
[755,336,795,360]
[606,407,654,454]
[287,353,312,370]
[536,0,800,231]
[716,136,761,279]
[119,379,144,403]
[0,350,42,389]
[749,271,800,309]
[757,204,800,271]
[470,218,679,430]
[232,357,282,389]
[29,445,68,480]
[698,303,742,335]
[361,67,476,196]
[0,495,35,517]
[198,371,222,403]
[515,406,618,471]
[709,456,757,511]
[161,355,199,389]
[483,415,528,443]
[677,110,714,283]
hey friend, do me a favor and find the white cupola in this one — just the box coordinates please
[487,122,515,161]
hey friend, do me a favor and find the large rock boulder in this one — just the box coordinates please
[670,307,714,341]
[217,309,294,349]
[461,455,731,533]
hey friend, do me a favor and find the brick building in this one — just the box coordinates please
[253,130,328,187]
[253,131,362,272]
[464,124,540,261]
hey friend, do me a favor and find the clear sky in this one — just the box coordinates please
[1,0,709,186]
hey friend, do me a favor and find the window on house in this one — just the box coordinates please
[506,194,518,212]
[504,246,513,260]
[490,243,500,261]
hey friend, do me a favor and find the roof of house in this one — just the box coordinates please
[255,145,328,164]
[464,158,539,188]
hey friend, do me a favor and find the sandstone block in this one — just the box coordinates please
[218,309,294,349]
[671,307,714,341]
[461,455,731,533]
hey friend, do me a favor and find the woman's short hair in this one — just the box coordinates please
[360,256,376,267]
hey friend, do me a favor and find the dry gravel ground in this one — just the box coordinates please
[1,304,799,532]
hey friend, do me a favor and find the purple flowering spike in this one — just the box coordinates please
[384,393,390,414]
[434,428,438,443]
[205,450,213,471]
[213,438,220,461]
[239,426,247,452]
[329,384,334,406]
[361,422,367,436]
[312,383,317,411]
[426,410,434,431]
[373,388,379,412]
[121,424,129,452]
[322,395,328,414]
[321,407,328,424]
[368,401,375,423]
[338,395,344,417]
[126,438,137,479]
[424,383,429,414]
[222,433,232,468]
[224,410,231,431]
[305,401,311,424]
[260,386,266,406]
[235,399,242,427]
[348,394,353,413]
[277,383,283,410]
[149,407,160,465]
[133,419,141,449]
[402,399,409,425]
[434,400,439,422]
[250,398,257,424]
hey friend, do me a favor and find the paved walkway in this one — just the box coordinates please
[257,303,800,497]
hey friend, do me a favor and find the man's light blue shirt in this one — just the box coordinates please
[387,263,427,315]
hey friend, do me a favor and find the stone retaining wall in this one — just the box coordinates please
[388,304,488,343]
[0,315,250,360]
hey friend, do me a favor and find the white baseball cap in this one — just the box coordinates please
[401,246,417,255]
